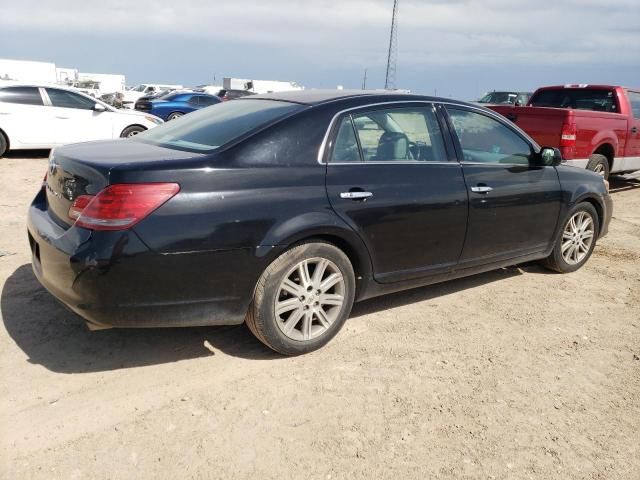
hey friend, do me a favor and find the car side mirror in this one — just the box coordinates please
[540,147,562,166]
[93,103,107,112]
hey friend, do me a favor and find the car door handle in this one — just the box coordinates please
[56,116,70,119]
[471,185,493,193]
[340,191,373,200]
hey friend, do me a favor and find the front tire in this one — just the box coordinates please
[587,154,610,179]
[542,202,599,273]
[246,241,356,355]
[120,125,146,138]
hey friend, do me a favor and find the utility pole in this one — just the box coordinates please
[362,68,368,90]
[384,0,399,90]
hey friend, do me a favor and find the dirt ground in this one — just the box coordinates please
[1,152,638,480]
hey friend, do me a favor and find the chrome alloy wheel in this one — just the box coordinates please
[274,257,345,341]
[561,211,595,265]
[593,163,606,176]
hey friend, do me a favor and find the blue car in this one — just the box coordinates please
[134,92,221,121]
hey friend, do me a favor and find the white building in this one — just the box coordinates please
[223,77,304,94]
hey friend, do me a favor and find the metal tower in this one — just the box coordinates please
[384,0,399,90]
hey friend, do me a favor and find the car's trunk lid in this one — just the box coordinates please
[46,139,205,229]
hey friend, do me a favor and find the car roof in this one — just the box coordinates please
[243,89,470,107]
[0,81,79,91]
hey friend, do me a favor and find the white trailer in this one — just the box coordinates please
[0,59,57,83]
[222,77,304,94]
[78,73,126,95]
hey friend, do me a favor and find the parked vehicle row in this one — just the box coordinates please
[115,83,183,109]
[134,91,221,121]
[27,90,612,355]
[476,90,532,106]
[0,82,163,157]
[487,85,640,179]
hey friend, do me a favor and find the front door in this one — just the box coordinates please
[45,88,113,145]
[325,104,468,283]
[444,106,563,267]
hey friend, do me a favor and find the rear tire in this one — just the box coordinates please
[0,131,8,158]
[167,112,184,121]
[246,241,355,355]
[541,202,599,273]
[586,154,610,179]
[120,125,146,138]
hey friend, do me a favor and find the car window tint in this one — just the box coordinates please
[0,86,43,105]
[330,116,361,162]
[134,99,303,152]
[628,91,640,118]
[530,88,618,112]
[447,108,531,165]
[351,107,447,162]
[199,96,217,106]
[46,89,95,110]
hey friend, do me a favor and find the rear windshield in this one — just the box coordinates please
[529,88,618,112]
[133,99,303,152]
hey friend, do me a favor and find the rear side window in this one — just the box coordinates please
[134,99,303,152]
[329,106,447,163]
[46,89,96,110]
[627,91,640,118]
[330,117,360,162]
[447,108,532,165]
[530,88,618,112]
[0,87,43,105]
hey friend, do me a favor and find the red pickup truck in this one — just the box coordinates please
[488,85,640,179]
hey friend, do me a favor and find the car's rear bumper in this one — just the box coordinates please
[27,189,260,329]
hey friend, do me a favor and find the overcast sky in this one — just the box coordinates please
[1,0,638,99]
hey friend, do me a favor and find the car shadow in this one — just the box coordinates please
[609,174,640,194]
[3,149,51,159]
[2,262,549,374]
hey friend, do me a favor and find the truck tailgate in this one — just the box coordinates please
[488,105,570,149]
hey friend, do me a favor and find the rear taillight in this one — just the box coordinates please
[69,183,180,231]
[560,122,577,147]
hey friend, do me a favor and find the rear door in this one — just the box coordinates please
[324,103,468,283]
[0,86,52,145]
[625,90,640,159]
[44,88,113,144]
[444,106,562,267]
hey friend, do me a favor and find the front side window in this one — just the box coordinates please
[447,108,532,165]
[46,89,96,110]
[332,106,447,162]
[0,86,43,106]
[134,99,303,152]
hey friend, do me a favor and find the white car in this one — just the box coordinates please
[116,84,183,109]
[0,83,163,157]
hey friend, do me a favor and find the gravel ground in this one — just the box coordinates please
[1,152,639,480]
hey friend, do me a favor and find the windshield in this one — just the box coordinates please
[529,88,618,112]
[133,99,304,152]
[131,85,147,92]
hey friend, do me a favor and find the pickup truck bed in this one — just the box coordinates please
[488,85,640,178]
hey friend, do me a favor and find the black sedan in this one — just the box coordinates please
[28,90,612,355]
